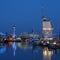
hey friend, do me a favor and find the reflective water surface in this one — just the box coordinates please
[0,41,60,60]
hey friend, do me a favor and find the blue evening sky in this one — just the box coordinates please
[0,0,60,34]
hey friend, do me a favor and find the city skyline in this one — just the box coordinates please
[0,0,60,34]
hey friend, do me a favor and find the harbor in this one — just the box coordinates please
[0,17,60,60]
[0,16,60,50]
[0,0,60,60]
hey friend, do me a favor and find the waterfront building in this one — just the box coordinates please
[42,16,53,41]
[9,26,16,46]
[19,32,29,40]
[18,32,40,40]
[28,33,40,39]
[12,26,16,40]
[0,32,6,45]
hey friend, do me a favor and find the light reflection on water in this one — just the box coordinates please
[0,46,6,54]
[0,41,60,60]
[43,47,53,60]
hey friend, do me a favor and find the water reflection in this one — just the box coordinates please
[0,41,60,60]
[0,46,6,54]
[17,41,32,50]
[43,47,53,60]
[12,42,17,56]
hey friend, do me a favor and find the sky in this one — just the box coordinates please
[0,0,60,34]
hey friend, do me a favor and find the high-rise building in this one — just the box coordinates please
[42,16,53,40]
[12,26,16,40]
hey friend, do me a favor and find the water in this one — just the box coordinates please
[0,41,60,60]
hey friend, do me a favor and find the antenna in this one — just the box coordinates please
[41,4,45,18]
[41,6,44,17]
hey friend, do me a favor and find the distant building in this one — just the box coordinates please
[0,32,6,41]
[28,33,40,39]
[18,32,40,40]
